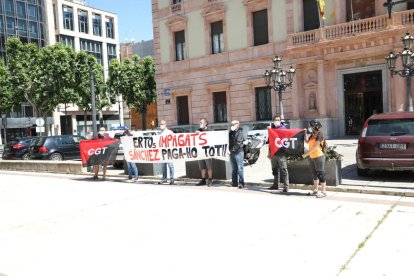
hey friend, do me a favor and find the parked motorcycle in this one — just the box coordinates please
[243,133,266,165]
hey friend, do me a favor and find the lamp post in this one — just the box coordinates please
[263,55,296,122]
[385,32,414,112]
[1,112,7,145]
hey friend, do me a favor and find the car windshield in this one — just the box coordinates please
[366,119,414,136]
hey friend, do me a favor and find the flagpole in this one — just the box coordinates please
[316,0,325,28]
[350,0,355,34]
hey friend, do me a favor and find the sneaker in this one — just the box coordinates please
[134,177,139,182]
[196,179,206,186]
[268,184,279,190]
[92,175,98,180]
[307,190,318,196]
[170,180,175,185]
[207,179,213,187]
[158,180,167,185]
[283,185,289,193]
[231,182,238,187]
[238,182,244,189]
[316,192,327,198]
[128,176,132,180]
[102,176,106,181]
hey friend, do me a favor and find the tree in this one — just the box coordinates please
[0,60,14,112]
[6,38,78,135]
[36,43,78,135]
[109,55,157,130]
[73,51,106,135]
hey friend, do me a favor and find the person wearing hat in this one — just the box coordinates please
[302,120,327,198]
[229,120,245,189]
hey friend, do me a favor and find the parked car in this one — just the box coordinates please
[356,112,414,176]
[29,135,86,161]
[2,137,36,160]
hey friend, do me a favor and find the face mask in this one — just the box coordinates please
[160,125,166,130]
[199,123,205,129]
[231,126,237,131]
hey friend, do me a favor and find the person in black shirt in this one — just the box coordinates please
[229,120,245,188]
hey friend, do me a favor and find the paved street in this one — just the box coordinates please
[1,171,414,276]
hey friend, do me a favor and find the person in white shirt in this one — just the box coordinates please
[158,120,175,185]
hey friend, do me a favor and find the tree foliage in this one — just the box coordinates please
[0,60,14,112]
[108,55,157,129]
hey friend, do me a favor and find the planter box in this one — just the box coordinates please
[185,159,232,180]
[123,161,163,176]
[287,159,342,186]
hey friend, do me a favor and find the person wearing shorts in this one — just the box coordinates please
[196,118,213,187]
[302,119,327,198]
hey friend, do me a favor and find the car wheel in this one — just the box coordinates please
[22,153,30,160]
[49,153,63,161]
[357,167,369,177]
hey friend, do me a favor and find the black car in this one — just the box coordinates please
[2,137,35,160]
[29,135,86,161]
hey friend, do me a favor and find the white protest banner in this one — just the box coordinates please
[121,131,229,163]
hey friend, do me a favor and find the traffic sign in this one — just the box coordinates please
[36,118,44,127]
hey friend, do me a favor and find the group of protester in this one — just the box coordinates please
[92,116,328,198]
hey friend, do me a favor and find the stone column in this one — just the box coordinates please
[317,60,327,117]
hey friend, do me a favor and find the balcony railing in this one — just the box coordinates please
[171,2,182,13]
[288,10,414,48]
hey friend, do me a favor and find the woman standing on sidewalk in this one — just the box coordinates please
[124,129,138,182]
[302,120,327,198]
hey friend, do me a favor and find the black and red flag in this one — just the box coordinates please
[268,129,305,157]
[80,139,120,166]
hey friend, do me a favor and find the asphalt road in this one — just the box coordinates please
[1,171,414,276]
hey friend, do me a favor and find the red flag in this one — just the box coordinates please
[268,129,305,157]
[80,139,120,166]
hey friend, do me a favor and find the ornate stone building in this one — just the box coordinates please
[152,0,414,136]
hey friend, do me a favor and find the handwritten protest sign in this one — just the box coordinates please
[121,131,229,163]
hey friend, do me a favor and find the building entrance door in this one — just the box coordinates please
[344,70,383,135]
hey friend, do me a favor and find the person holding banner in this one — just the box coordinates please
[267,115,290,192]
[124,129,139,182]
[93,127,111,180]
[302,120,327,198]
[196,118,213,187]
[157,120,175,185]
[229,120,245,189]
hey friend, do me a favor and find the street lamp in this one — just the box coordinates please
[263,55,296,122]
[385,32,414,112]
[1,112,7,145]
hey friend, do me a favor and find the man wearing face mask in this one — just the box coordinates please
[229,120,245,188]
[93,127,111,180]
[196,118,213,186]
[267,115,290,192]
[158,120,175,185]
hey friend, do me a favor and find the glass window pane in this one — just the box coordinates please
[5,0,14,16]
[17,2,26,18]
[28,5,37,20]
[255,87,272,120]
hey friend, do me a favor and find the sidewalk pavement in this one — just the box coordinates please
[105,138,414,197]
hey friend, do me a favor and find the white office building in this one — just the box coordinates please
[45,0,122,136]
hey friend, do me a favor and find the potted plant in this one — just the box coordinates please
[286,145,343,186]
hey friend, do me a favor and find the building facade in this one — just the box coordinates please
[46,0,121,136]
[152,0,414,137]
[0,0,49,142]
